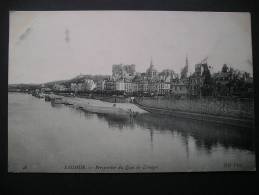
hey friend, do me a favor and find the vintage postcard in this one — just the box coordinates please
[8,11,255,172]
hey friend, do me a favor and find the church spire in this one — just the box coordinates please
[185,54,189,68]
[185,54,189,77]
[181,54,189,79]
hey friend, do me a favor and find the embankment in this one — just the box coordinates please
[135,97,254,128]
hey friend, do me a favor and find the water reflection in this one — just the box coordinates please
[70,107,254,153]
[9,93,255,172]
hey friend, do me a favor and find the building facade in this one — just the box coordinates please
[115,80,125,91]
[96,80,106,91]
[104,78,115,91]
[170,79,189,96]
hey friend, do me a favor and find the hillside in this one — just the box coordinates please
[44,74,110,88]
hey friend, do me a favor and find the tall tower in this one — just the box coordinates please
[147,57,157,78]
[181,55,189,79]
[185,55,189,68]
[185,55,189,77]
[150,57,153,68]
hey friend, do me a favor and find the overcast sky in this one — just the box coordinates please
[9,11,253,84]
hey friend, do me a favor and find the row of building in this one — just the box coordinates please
[51,58,253,97]
[95,60,187,95]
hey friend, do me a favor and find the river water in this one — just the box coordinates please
[8,93,256,172]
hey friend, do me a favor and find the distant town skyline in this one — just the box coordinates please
[9,11,253,84]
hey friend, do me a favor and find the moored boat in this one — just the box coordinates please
[38,93,45,98]
[51,97,63,104]
[45,95,51,101]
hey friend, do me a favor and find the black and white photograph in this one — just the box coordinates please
[8,11,255,173]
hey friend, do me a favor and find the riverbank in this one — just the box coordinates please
[46,94,148,116]
[37,93,255,127]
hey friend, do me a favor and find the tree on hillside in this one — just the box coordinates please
[222,64,229,73]
[201,64,213,96]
